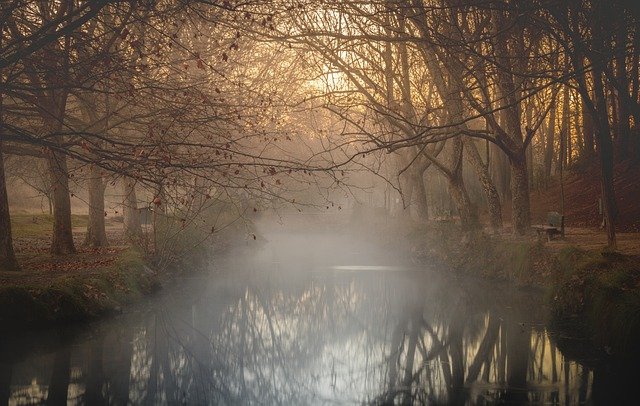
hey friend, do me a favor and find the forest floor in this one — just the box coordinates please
[497,159,640,255]
[529,159,640,232]
[0,214,159,331]
[534,227,640,255]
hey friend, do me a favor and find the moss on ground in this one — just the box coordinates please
[0,248,159,331]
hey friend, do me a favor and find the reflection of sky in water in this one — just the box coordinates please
[3,231,597,405]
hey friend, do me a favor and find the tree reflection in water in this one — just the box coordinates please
[2,246,597,405]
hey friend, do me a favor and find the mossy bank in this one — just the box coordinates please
[409,222,640,358]
[0,249,160,331]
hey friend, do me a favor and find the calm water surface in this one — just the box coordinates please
[0,229,631,405]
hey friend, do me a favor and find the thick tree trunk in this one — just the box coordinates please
[464,140,502,231]
[510,155,531,235]
[451,139,477,229]
[588,4,618,249]
[0,21,18,270]
[449,178,475,229]
[85,164,107,248]
[593,82,618,249]
[79,97,108,248]
[47,139,76,255]
[0,86,18,270]
[0,143,19,271]
[122,178,142,241]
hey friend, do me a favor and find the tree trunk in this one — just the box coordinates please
[0,20,18,270]
[582,81,596,159]
[491,142,511,201]
[0,143,19,271]
[447,139,477,229]
[0,83,18,270]
[85,164,107,248]
[593,74,618,249]
[526,138,534,188]
[525,102,535,188]
[47,138,76,255]
[79,95,108,248]
[464,140,503,231]
[615,28,631,160]
[544,97,556,184]
[590,4,618,249]
[558,84,569,175]
[412,167,429,222]
[122,178,142,241]
[510,154,531,235]
[448,171,476,230]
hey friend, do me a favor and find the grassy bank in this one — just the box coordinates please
[409,222,555,286]
[0,248,160,331]
[549,247,640,357]
[10,213,89,238]
[409,222,640,357]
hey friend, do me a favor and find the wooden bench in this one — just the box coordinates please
[532,211,564,242]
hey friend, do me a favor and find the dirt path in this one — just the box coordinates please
[541,227,640,256]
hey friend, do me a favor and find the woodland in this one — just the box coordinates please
[1,1,640,308]
[1,1,640,405]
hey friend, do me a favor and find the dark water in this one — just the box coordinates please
[0,229,631,405]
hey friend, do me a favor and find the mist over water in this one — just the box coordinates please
[0,213,615,405]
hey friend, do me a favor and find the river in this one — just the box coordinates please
[0,225,631,405]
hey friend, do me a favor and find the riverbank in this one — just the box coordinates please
[408,221,640,358]
[0,214,161,331]
[0,210,259,331]
[0,247,160,331]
